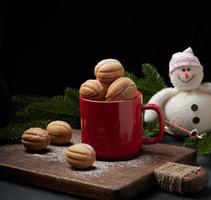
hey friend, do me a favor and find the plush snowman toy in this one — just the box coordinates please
[144,47,211,134]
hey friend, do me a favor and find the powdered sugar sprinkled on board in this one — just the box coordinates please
[29,145,156,178]
[30,146,67,162]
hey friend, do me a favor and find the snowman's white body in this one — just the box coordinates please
[164,89,211,133]
[144,47,211,133]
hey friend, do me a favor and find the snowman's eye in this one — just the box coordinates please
[187,68,190,71]
[182,69,186,72]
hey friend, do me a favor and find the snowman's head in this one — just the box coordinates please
[169,47,204,91]
[170,66,204,90]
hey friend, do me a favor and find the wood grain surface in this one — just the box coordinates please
[0,129,197,200]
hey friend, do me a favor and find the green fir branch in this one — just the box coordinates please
[125,63,167,103]
[124,71,141,88]
[0,87,81,144]
[144,119,159,138]
[198,135,211,155]
[64,87,80,103]
[183,138,199,150]
[141,63,167,91]
[184,135,211,155]
[139,63,167,103]
[0,120,52,144]
[12,94,50,105]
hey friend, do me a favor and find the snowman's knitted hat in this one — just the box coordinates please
[169,47,203,73]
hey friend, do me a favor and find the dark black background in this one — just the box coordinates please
[1,1,211,97]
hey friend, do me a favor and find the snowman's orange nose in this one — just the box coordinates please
[184,72,189,80]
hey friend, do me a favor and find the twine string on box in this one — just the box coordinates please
[154,162,202,193]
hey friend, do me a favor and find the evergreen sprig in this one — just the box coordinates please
[15,87,80,124]
[12,94,50,105]
[125,63,167,103]
[139,63,167,103]
[0,88,80,144]
[184,135,211,155]
[0,120,52,144]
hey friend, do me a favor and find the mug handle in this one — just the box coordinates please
[143,104,164,144]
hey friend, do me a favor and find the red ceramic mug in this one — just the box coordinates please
[80,91,164,160]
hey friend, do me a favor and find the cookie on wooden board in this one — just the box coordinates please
[22,127,50,151]
[46,120,72,145]
[66,143,96,169]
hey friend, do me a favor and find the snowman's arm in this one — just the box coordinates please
[144,87,178,122]
[198,82,211,95]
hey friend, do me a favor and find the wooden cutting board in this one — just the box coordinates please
[0,129,196,200]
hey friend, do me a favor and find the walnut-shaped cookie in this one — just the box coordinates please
[65,143,96,169]
[22,127,50,151]
[79,79,106,100]
[46,120,72,145]
[106,77,137,101]
[94,58,124,86]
